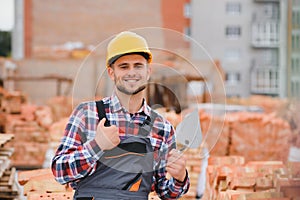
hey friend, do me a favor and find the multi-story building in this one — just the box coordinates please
[190,0,289,98]
[288,0,300,99]
[12,0,296,100]
[12,0,191,60]
[10,0,197,104]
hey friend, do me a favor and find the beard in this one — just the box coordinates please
[116,84,147,95]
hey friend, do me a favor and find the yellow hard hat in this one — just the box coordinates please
[106,31,152,67]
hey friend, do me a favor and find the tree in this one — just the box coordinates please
[0,31,12,57]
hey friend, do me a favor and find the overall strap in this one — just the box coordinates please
[78,100,109,143]
[138,110,159,136]
[95,100,110,127]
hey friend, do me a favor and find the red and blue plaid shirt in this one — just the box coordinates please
[51,94,189,199]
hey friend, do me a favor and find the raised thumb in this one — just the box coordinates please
[99,118,106,127]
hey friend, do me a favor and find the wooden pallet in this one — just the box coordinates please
[0,134,14,147]
[0,167,19,199]
[0,156,11,178]
[0,147,14,157]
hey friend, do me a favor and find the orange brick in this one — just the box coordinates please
[27,191,74,200]
[230,177,256,190]
[208,156,245,166]
[255,177,274,190]
[23,173,67,195]
[18,168,52,185]
[275,178,300,198]
[287,162,300,178]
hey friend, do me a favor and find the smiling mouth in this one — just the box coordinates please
[124,79,139,83]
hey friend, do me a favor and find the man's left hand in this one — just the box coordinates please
[166,149,187,182]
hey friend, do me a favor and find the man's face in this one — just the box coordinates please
[108,54,151,95]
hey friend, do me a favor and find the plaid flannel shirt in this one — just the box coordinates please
[51,94,189,199]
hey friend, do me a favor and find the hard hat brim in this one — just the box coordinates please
[107,51,152,67]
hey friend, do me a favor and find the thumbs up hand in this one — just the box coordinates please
[95,118,120,151]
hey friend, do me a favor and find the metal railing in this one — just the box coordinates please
[250,66,279,95]
[251,21,280,47]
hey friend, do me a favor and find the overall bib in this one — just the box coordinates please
[73,101,156,200]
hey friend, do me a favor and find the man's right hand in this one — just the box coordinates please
[95,118,120,151]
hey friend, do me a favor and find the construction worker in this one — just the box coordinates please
[51,31,190,200]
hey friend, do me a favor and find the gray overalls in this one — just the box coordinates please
[73,101,158,200]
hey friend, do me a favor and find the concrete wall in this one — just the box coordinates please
[191,0,254,97]
[30,0,162,50]
[13,57,110,105]
[12,0,169,104]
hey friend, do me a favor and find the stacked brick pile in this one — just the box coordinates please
[17,168,73,200]
[153,107,294,199]
[228,112,291,162]
[17,169,166,200]
[46,96,74,122]
[199,110,230,156]
[4,103,53,168]
[177,147,207,199]
[33,44,92,60]
[48,117,69,144]
[0,133,20,199]
[226,95,287,114]
[202,156,300,200]
[198,111,292,163]
[1,91,27,115]
[282,101,300,149]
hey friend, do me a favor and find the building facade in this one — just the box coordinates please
[288,0,300,99]
[12,0,296,99]
[190,0,289,98]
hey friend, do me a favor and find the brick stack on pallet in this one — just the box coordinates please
[202,156,300,200]
[17,168,73,200]
[177,147,207,199]
[0,133,20,199]
[159,107,292,162]
[150,106,294,199]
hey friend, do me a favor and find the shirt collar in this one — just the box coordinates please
[110,93,151,117]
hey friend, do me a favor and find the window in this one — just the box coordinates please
[252,67,279,93]
[226,26,241,39]
[291,56,300,75]
[264,4,279,19]
[262,50,278,66]
[224,49,241,61]
[293,0,300,6]
[184,3,192,18]
[226,2,241,15]
[292,10,300,27]
[291,80,300,98]
[183,26,191,40]
[226,72,241,84]
[292,32,300,50]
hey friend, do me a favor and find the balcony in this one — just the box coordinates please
[251,21,280,48]
[250,66,279,95]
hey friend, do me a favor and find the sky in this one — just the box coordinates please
[0,0,14,31]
